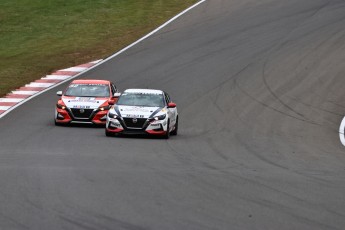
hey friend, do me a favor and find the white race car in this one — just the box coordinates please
[105,89,178,138]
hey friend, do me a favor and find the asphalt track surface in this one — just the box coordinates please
[1,0,345,229]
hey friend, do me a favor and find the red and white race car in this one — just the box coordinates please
[55,79,119,125]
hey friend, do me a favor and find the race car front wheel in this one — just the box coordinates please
[54,120,62,126]
[105,129,113,137]
[163,120,170,139]
[171,116,178,136]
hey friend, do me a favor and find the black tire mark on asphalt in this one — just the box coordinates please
[260,0,335,119]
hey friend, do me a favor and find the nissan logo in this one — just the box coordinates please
[132,118,137,123]
[80,109,85,113]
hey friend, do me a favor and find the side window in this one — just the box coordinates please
[164,92,170,105]
[110,83,117,95]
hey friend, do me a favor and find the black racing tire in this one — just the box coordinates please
[163,120,170,139]
[54,120,62,126]
[171,116,178,136]
[105,129,113,137]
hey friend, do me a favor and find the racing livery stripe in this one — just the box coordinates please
[0,60,102,117]
[114,105,122,117]
[149,107,164,118]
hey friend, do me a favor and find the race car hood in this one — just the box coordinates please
[115,105,163,118]
[62,97,107,109]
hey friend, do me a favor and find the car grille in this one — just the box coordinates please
[70,108,94,119]
[123,118,147,128]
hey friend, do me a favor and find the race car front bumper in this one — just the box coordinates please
[106,117,168,135]
[55,107,108,125]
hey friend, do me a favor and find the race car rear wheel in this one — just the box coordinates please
[171,116,178,136]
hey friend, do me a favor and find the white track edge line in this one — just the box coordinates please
[339,116,345,146]
[0,0,206,119]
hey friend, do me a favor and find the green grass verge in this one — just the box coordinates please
[0,0,198,97]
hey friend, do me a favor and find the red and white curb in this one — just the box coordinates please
[0,59,102,117]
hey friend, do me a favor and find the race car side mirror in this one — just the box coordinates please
[108,94,120,105]
[56,91,62,96]
[108,99,115,105]
[109,93,121,105]
[167,102,176,108]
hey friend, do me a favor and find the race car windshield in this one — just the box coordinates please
[64,84,110,97]
[117,93,165,107]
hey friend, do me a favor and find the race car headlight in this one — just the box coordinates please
[56,103,66,110]
[108,112,118,119]
[99,105,112,111]
[154,114,166,121]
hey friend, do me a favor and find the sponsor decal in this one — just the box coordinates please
[119,106,156,112]
[70,97,97,103]
[125,114,144,118]
[122,92,162,96]
[72,105,91,109]
[120,106,153,112]
[110,122,121,128]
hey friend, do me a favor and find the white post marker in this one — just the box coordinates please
[339,116,345,146]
